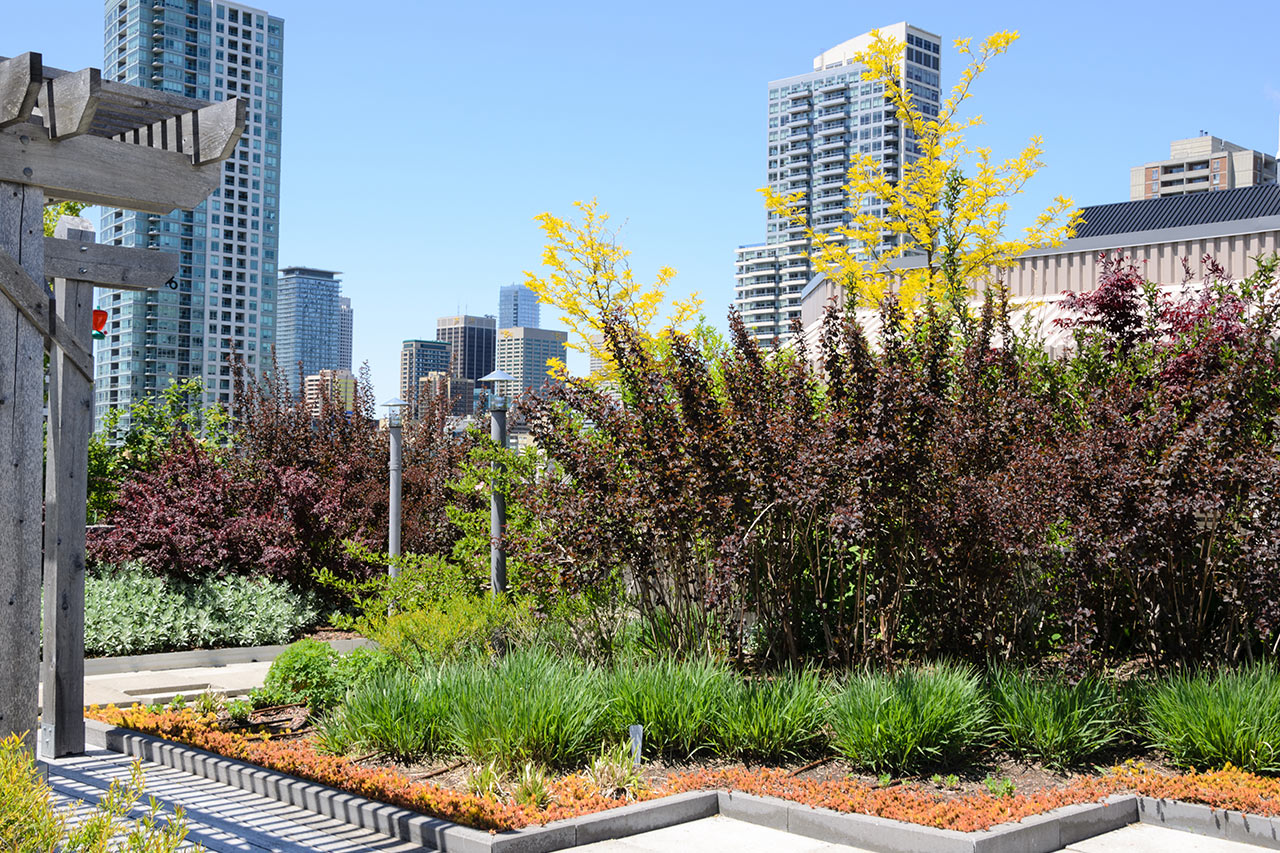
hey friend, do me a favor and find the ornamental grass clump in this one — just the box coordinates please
[716,669,830,761]
[449,648,608,769]
[1144,665,1280,774]
[606,657,735,758]
[318,668,455,762]
[830,662,991,774]
[989,670,1122,770]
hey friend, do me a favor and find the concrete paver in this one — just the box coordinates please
[80,660,272,707]
[1058,822,1267,852]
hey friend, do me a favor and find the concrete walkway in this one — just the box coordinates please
[80,660,272,707]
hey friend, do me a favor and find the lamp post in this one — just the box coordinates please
[382,398,409,584]
[478,370,515,594]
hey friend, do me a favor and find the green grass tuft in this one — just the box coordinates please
[989,670,1122,770]
[1144,665,1280,774]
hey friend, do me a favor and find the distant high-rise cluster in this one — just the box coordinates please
[732,22,941,347]
[95,0,286,432]
[276,267,343,392]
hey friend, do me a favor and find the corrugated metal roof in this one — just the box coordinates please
[1075,184,1280,238]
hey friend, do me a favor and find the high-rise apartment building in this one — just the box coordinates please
[733,22,940,346]
[1130,134,1278,200]
[95,0,285,432]
[498,283,541,330]
[338,296,353,371]
[276,267,341,393]
[303,368,356,415]
[399,339,451,415]
[496,327,568,396]
[436,315,496,382]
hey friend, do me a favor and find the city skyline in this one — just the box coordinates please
[8,0,1280,406]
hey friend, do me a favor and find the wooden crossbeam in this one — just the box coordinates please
[0,53,41,128]
[37,67,100,139]
[113,97,245,166]
[44,234,177,290]
[0,246,92,382]
[0,123,223,214]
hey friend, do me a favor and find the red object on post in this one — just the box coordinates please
[92,309,107,340]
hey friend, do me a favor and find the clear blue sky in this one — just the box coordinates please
[7,0,1280,400]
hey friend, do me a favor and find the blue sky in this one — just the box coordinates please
[6,0,1280,400]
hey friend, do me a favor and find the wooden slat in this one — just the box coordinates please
[41,216,95,759]
[37,67,100,139]
[0,180,45,755]
[0,52,41,129]
[45,232,177,290]
[0,246,92,381]
[114,97,245,166]
[0,123,223,214]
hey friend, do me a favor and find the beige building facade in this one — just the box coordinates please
[1130,134,1277,200]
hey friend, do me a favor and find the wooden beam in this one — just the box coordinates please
[0,180,45,755]
[37,67,100,140]
[41,217,94,758]
[114,97,245,166]
[0,53,41,129]
[44,234,177,290]
[0,123,222,214]
[0,246,91,382]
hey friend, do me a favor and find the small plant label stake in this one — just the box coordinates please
[629,724,643,766]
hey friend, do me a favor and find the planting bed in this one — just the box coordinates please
[86,704,1280,850]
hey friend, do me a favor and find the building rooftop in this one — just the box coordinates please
[1076,184,1280,239]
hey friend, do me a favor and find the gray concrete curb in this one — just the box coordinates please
[84,637,373,676]
[1138,795,1280,849]
[81,720,1280,852]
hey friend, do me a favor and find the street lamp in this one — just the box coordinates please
[382,398,409,585]
[478,370,515,594]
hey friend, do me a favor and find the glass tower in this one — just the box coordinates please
[96,0,284,432]
[498,283,540,330]
[733,22,940,346]
[276,267,341,393]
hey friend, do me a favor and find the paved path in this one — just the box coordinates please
[80,660,272,707]
[46,748,419,853]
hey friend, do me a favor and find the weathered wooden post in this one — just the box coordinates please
[0,50,244,755]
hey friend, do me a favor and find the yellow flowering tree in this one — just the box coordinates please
[524,199,702,375]
[764,30,1080,314]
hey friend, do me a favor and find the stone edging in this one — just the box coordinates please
[84,638,373,677]
[82,720,1280,852]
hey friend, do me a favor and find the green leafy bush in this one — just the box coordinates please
[317,544,483,633]
[85,563,319,657]
[606,657,734,758]
[830,663,991,774]
[448,648,609,768]
[373,595,539,667]
[716,669,830,760]
[989,670,1121,769]
[255,640,392,712]
[1144,665,1280,773]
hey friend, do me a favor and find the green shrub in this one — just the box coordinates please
[255,639,390,712]
[1144,665,1280,773]
[606,657,734,758]
[989,670,1121,769]
[318,544,483,633]
[448,648,608,768]
[321,669,455,762]
[84,563,319,657]
[716,669,830,761]
[373,595,538,667]
[830,662,991,774]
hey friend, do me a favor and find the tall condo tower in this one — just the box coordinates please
[498,283,541,330]
[338,296,353,371]
[733,22,940,346]
[95,0,285,431]
[276,267,341,393]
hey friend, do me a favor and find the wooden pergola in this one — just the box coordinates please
[0,51,244,758]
